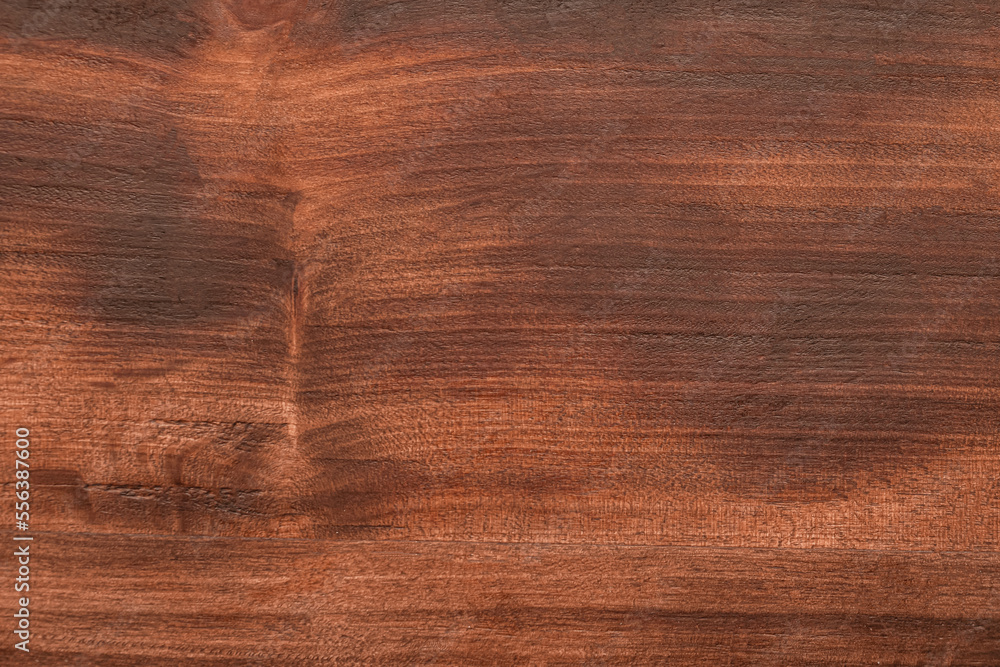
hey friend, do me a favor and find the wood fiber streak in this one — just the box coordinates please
[18,534,1000,666]
[1,0,999,663]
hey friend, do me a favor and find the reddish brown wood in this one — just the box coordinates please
[1,0,999,663]
[21,535,1000,665]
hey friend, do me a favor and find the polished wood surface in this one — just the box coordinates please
[1,0,999,664]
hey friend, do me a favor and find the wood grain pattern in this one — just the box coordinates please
[2,0,999,663]
[23,535,1000,665]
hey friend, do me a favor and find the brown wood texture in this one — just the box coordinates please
[2,0,1000,664]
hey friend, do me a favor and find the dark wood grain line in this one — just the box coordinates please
[2,533,997,665]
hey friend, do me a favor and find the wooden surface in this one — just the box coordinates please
[2,0,1000,664]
